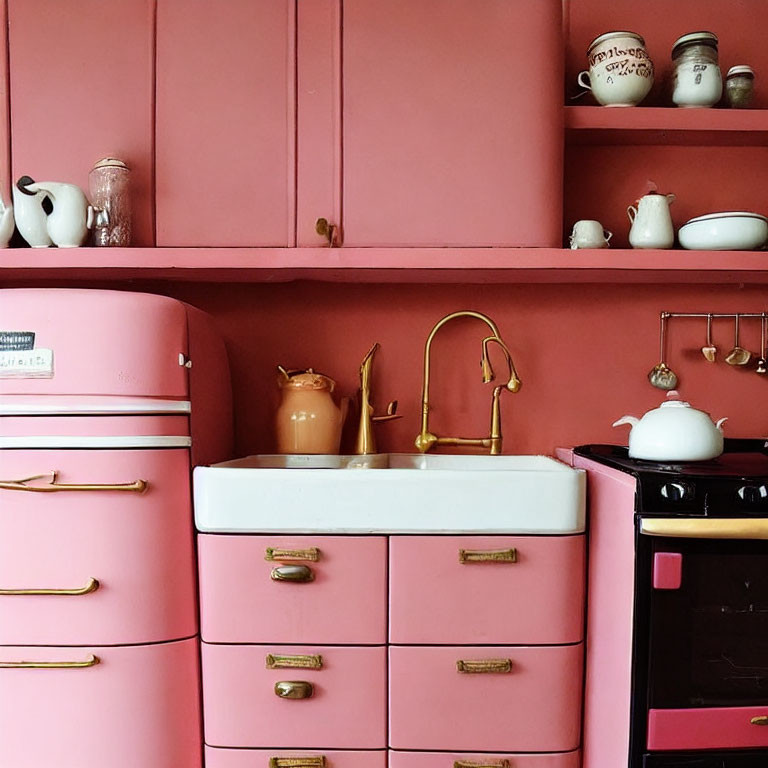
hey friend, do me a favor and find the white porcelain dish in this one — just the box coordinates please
[194,453,586,534]
[678,211,768,250]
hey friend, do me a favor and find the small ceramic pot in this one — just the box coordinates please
[569,220,612,249]
[577,31,654,106]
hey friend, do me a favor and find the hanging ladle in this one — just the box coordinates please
[648,312,679,390]
[757,314,767,375]
[701,313,717,362]
[725,314,752,366]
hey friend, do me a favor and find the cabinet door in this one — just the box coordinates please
[8,0,154,246]
[156,0,296,246]
[299,0,563,246]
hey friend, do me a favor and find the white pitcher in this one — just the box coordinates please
[13,176,52,247]
[627,192,676,249]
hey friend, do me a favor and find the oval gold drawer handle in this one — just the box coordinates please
[274,680,314,699]
[270,757,326,768]
[751,716,768,725]
[0,577,100,596]
[0,654,100,669]
[266,654,323,670]
[265,547,320,563]
[0,472,147,493]
[456,658,512,674]
[458,548,517,564]
[271,565,314,583]
[455,761,510,768]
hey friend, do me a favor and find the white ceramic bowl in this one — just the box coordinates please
[678,211,768,250]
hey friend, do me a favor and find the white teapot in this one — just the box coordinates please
[613,393,727,461]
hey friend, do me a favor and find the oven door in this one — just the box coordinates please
[639,517,768,755]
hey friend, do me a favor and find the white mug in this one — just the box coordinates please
[570,220,612,249]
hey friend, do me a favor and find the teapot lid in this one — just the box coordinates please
[659,400,691,409]
[277,366,335,391]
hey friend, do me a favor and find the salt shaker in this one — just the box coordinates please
[88,157,131,246]
[725,65,755,108]
[671,31,723,107]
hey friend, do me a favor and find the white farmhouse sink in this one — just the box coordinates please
[194,453,585,534]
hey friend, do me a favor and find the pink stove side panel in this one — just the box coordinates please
[0,289,188,397]
[572,455,638,768]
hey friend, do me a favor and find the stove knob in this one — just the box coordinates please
[660,482,693,502]
[737,485,768,505]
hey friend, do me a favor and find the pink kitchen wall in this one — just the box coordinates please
[80,279,768,458]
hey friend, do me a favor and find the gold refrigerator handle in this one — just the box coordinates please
[0,472,147,493]
[0,577,100,596]
[0,654,100,669]
[640,518,768,540]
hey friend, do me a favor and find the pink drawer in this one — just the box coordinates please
[389,536,585,644]
[389,645,583,752]
[198,535,387,643]
[205,747,387,768]
[648,706,768,750]
[0,448,196,645]
[390,751,581,768]
[0,637,201,768]
[202,643,387,748]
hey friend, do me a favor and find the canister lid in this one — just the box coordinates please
[671,31,718,58]
[587,30,646,55]
[91,157,130,171]
[727,65,755,79]
[277,367,336,391]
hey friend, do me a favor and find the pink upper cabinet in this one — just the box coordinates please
[8,0,154,245]
[298,0,563,246]
[156,0,296,246]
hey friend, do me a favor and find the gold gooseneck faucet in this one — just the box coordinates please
[415,311,521,455]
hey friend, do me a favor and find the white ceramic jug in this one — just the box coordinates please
[22,180,101,248]
[0,194,14,248]
[627,192,676,249]
[13,176,52,247]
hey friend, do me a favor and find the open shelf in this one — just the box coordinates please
[1,246,767,284]
[565,106,768,146]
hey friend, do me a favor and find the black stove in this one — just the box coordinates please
[574,440,768,517]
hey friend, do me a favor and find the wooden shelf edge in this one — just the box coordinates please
[1,247,767,284]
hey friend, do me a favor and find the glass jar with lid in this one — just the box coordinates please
[671,31,723,107]
[725,65,755,108]
[88,157,131,246]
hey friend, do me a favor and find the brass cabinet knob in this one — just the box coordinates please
[274,680,314,699]
[270,565,314,583]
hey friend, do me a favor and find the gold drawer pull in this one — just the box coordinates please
[751,716,768,725]
[0,577,100,596]
[270,757,326,768]
[274,680,314,699]
[455,761,510,768]
[271,565,314,583]
[456,658,512,674]
[0,472,147,493]
[267,654,323,670]
[0,654,100,669]
[459,548,517,564]
[265,547,320,562]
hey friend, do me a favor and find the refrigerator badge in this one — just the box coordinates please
[0,348,54,378]
[0,331,35,351]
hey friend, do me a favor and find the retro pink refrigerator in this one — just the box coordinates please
[0,288,232,768]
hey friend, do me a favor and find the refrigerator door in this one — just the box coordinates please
[0,289,189,397]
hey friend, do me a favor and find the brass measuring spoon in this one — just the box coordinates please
[725,314,752,366]
[648,312,679,390]
[701,313,717,362]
